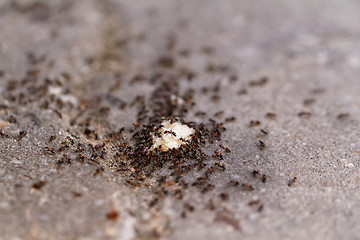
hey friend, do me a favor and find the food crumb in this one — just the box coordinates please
[151,120,195,151]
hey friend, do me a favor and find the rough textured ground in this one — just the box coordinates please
[1,0,360,239]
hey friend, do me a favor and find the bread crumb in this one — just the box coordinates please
[152,120,194,151]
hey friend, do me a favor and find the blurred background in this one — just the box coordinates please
[0,1,359,240]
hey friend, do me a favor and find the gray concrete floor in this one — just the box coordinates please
[0,0,360,239]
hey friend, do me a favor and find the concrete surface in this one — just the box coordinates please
[0,0,360,239]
